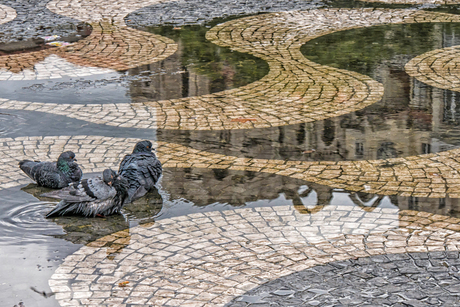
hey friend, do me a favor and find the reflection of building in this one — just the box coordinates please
[397,196,460,218]
[128,38,237,102]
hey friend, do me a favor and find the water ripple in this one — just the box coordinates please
[0,111,24,135]
[0,201,63,245]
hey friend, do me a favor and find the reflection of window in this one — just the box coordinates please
[377,142,397,159]
[422,143,431,154]
[322,119,335,146]
[355,142,364,157]
[408,197,418,210]
[439,198,446,209]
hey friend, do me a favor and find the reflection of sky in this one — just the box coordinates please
[0,55,114,81]
[0,55,130,104]
[0,187,79,307]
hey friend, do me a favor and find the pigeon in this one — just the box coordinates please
[118,140,162,204]
[19,151,82,189]
[43,169,129,218]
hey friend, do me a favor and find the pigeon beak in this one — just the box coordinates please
[74,158,78,161]
[108,181,112,186]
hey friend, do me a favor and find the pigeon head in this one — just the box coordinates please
[57,151,78,171]
[58,151,77,162]
[102,169,117,186]
[132,140,153,153]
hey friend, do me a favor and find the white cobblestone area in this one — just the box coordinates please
[49,205,460,306]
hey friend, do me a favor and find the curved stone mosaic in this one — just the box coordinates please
[47,0,167,24]
[48,205,460,306]
[0,21,177,74]
[228,251,460,306]
[3,9,460,130]
[2,135,460,198]
[406,45,460,92]
[0,4,16,25]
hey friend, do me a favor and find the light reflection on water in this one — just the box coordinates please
[3,7,460,307]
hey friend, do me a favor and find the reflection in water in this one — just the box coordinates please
[0,24,268,105]
[11,169,460,248]
[0,112,24,136]
[20,184,163,247]
[156,22,460,162]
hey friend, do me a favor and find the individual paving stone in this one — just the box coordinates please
[3,135,460,198]
[228,251,460,306]
[0,4,16,25]
[406,45,460,93]
[4,9,460,130]
[48,206,460,306]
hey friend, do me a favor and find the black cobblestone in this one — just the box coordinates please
[227,252,460,306]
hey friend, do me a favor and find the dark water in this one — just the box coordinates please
[3,5,460,307]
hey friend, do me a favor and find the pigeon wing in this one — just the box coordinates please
[42,177,112,203]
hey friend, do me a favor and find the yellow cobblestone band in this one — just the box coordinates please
[3,9,460,130]
[2,135,460,198]
[406,45,460,92]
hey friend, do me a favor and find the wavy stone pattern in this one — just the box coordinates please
[0,4,16,24]
[0,21,177,74]
[406,45,460,92]
[3,10,460,130]
[48,205,460,306]
[3,135,460,198]
[47,0,168,23]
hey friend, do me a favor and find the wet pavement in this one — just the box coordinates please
[3,0,460,306]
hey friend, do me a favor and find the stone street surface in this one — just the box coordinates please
[3,0,460,306]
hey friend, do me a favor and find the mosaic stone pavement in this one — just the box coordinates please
[4,9,460,130]
[406,45,460,93]
[228,251,460,306]
[0,21,177,74]
[4,135,460,198]
[3,0,460,306]
[49,205,460,306]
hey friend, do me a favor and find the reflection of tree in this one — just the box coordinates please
[147,24,269,91]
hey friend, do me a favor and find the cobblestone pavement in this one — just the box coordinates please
[3,0,460,306]
[124,0,322,27]
[0,21,177,74]
[49,205,460,306]
[406,45,460,92]
[228,251,460,306]
[2,135,460,197]
[3,10,460,130]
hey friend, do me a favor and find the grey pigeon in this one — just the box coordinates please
[118,140,162,204]
[19,151,82,189]
[43,169,129,218]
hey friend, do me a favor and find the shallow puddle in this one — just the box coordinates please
[3,1,460,306]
